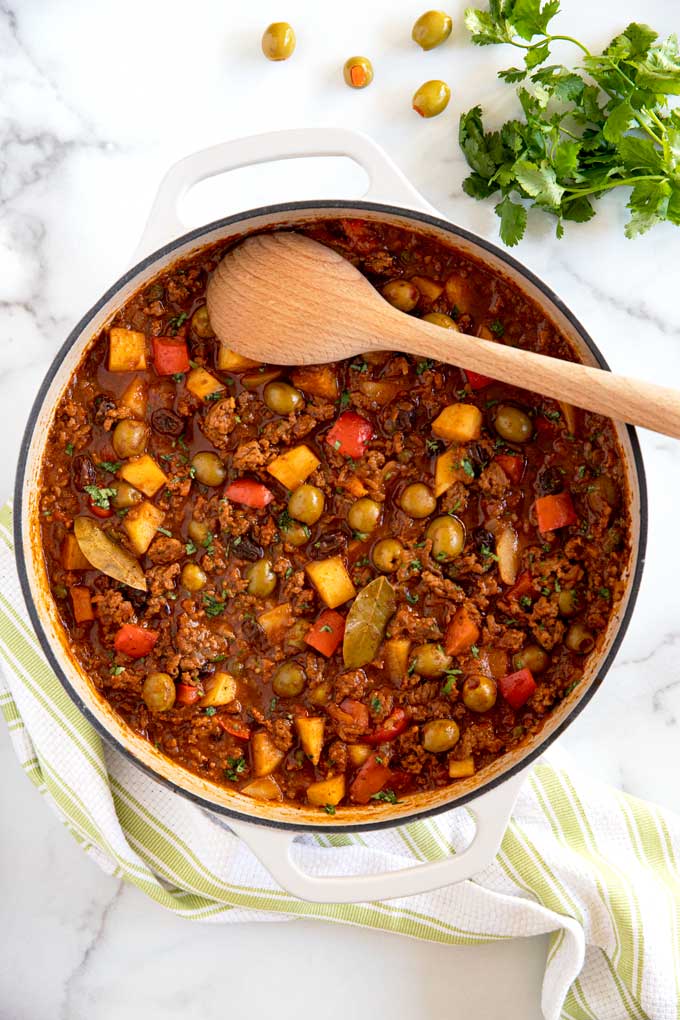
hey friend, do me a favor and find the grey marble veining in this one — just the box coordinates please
[2,0,679,1016]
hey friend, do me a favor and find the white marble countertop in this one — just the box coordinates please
[2,0,680,1016]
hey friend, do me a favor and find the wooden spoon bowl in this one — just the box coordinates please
[207,231,680,438]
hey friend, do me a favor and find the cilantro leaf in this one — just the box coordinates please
[495,195,528,246]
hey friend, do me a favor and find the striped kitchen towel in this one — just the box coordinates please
[0,500,677,1020]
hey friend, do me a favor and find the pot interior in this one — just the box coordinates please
[17,203,645,831]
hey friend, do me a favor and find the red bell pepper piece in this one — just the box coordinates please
[152,337,190,376]
[175,683,201,706]
[113,623,159,659]
[499,668,537,710]
[365,707,409,745]
[349,752,394,804]
[224,478,274,508]
[506,571,536,602]
[304,610,345,657]
[465,369,493,390]
[495,454,524,484]
[339,698,370,731]
[87,496,113,519]
[326,411,374,458]
[217,716,252,740]
[535,492,577,533]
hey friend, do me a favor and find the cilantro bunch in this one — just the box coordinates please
[459,1,680,244]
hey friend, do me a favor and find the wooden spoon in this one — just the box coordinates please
[207,231,680,438]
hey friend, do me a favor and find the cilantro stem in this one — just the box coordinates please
[510,34,591,57]
[562,174,666,202]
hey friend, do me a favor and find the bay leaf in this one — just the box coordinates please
[343,576,396,669]
[74,516,147,592]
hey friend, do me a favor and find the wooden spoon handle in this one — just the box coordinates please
[391,317,679,439]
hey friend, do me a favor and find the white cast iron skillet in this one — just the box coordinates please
[15,129,647,903]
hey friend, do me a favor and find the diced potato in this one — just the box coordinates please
[434,449,470,497]
[186,366,225,402]
[410,275,443,302]
[291,365,338,401]
[119,454,168,498]
[70,586,94,624]
[340,475,368,499]
[216,345,260,371]
[495,524,520,586]
[448,757,475,779]
[295,716,324,765]
[385,638,411,682]
[305,556,356,609]
[357,378,407,406]
[308,680,332,706]
[258,603,293,643]
[120,376,148,418]
[200,671,237,707]
[122,500,165,555]
[307,775,345,807]
[558,401,578,435]
[477,325,494,341]
[267,445,320,491]
[241,367,282,390]
[444,275,472,313]
[108,328,147,372]
[252,731,286,777]
[241,776,283,801]
[432,403,483,442]
[61,533,91,571]
[348,744,372,768]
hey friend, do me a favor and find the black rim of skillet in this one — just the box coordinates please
[14,199,648,835]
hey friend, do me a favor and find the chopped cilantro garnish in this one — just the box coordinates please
[65,442,74,457]
[203,594,226,617]
[416,358,434,375]
[157,526,172,538]
[489,319,505,337]
[324,804,336,815]
[84,485,116,510]
[110,665,125,676]
[224,755,246,782]
[340,390,351,409]
[204,706,216,717]
[185,540,197,555]
[371,789,399,804]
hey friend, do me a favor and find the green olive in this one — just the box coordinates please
[565,623,595,654]
[462,675,497,713]
[399,482,436,519]
[423,312,458,330]
[142,672,176,713]
[188,518,211,546]
[111,480,142,510]
[285,619,311,650]
[412,643,452,678]
[191,451,227,487]
[272,661,306,697]
[280,520,310,547]
[348,497,382,534]
[412,80,451,118]
[382,279,419,312]
[422,718,460,753]
[181,563,207,592]
[426,515,465,562]
[261,21,296,60]
[513,645,549,673]
[288,484,325,525]
[372,538,404,572]
[412,10,453,50]
[587,475,619,512]
[190,305,214,338]
[343,55,374,89]
[263,381,304,415]
[112,419,149,459]
[494,404,533,444]
[247,557,277,598]
[558,589,580,618]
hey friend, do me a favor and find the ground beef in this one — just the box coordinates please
[333,670,369,703]
[388,604,442,643]
[325,739,348,775]
[175,613,229,670]
[270,719,293,752]
[232,439,271,472]
[478,462,511,497]
[92,590,134,643]
[147,536,185,564]
[200,397,238,450]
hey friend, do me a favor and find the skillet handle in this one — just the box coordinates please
[133,128,436,260]
[225,768,528,904]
